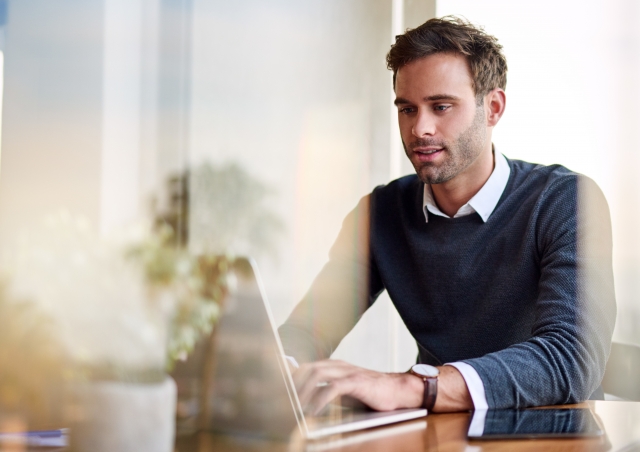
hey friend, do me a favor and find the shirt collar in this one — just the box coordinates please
[422,150,511,223]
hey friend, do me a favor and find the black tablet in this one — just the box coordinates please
[467,408,604,440]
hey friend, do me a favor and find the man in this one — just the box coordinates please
[278,16,616,414]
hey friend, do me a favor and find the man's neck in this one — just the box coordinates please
[430,145,495,217]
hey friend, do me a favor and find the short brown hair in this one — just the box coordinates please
[386,16,507,100]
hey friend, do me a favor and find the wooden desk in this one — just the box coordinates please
[175,401,640,451]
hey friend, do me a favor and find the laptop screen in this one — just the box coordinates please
[206,258,300,439]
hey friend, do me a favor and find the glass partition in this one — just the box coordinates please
[0,0,434,443]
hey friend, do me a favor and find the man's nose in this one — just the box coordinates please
[412,110,436,138]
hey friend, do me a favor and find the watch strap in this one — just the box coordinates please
[423,377,437,411]
[409,367,438,411]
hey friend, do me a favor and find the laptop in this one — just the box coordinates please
[207,258,426,440]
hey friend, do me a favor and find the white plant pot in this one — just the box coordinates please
[70,377,176,452]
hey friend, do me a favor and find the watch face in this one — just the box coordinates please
[411,364,439,378]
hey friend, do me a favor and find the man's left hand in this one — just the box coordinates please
[292,359,474,415]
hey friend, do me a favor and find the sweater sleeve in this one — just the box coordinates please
[463,175,616,408]
[278,195,385,363]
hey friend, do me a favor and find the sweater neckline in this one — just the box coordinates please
[425,211,483,224]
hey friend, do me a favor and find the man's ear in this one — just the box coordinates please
[485,88,506,127]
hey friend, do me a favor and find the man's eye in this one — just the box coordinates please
[399,107,416,114]
[434,105,451,112]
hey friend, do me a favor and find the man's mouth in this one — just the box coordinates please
[413,147,444,161]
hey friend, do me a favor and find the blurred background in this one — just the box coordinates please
[0,0,639,445]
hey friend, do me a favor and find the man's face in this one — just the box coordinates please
[394,53,489,185]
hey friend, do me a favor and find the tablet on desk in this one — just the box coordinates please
[468,408,604,440]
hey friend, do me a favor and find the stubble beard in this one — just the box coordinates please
[403,106,487,185]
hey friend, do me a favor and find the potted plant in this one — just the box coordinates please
[149,162,284,435]
[0,281,67,437]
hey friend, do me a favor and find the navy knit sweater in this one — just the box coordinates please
[279,158,616,409]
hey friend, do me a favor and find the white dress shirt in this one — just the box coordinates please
[423,151,511,411]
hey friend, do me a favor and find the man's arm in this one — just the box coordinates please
[278,193,475,413]
[280,192,497,413]
[278,195,383,363]
[460,175,616,408]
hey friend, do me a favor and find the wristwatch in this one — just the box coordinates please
[409,364,439,411]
